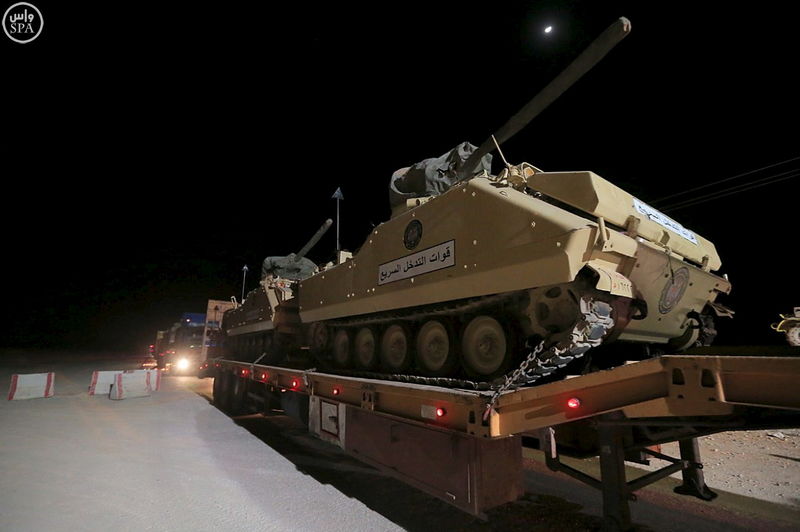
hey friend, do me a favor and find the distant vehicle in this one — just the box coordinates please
[199,299,236,376]
[197,358,220,379]
[771,307,800,346]
[154,313,207,375]
[141,357,158,370]
[154,329,170,369]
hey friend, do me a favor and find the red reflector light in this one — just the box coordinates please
[332,387,340,396]
[291,379,299,388]
[436,407,446,418]
[567,397,581,409]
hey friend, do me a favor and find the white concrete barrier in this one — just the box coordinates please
[89,369,161,395]
[88,370,121,396]
[7,373,55,400]
[147,369,161,391]
[109,372,151,400]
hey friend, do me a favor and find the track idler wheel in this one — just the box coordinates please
[332,329,352,368]
[461,315,513,378]
[354,327,379,370]
[380,324,413,373]
[415,319,456,376]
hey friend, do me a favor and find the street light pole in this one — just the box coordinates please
[332,187,344,253]
[241,265,249,303]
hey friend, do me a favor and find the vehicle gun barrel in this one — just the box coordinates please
[294,219,333,261]
[457,16,631,181]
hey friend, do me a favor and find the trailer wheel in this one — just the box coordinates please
[213,371,231,412]
[229,373,248,415]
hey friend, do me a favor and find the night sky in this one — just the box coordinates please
[3,1,798,354]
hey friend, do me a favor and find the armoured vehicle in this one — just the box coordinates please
[222,17,733,388]
[223,219,333,364]
[771,308,800,346]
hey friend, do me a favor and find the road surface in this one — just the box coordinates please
[1,351,798,531]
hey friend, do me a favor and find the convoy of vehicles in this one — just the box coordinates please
[219,17,731,391]
[151,16,798,532]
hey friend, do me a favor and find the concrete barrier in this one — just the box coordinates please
[146,369,161,391]
[89,369,161,395]
[88,370,121,395]
[7,373,55,400]
[109,372,151,400]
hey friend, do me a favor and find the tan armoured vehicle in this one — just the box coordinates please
[225,18,733,389]
[297,18,732,385]
[223,220,332,364]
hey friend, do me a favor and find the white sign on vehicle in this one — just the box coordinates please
[633,198,698,245]
[378,240,455,285]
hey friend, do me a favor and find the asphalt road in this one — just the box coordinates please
[2,352,799,531]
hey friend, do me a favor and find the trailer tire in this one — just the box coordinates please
[228,373,248,415]
[213,371,231,412]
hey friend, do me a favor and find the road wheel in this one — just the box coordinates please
[258,332,277,363]
[332,329,352,368]
[354,327,378,370]
[380,324,412,373]
[461,315,512,378]
[309,322,329,356]
[415,319,456,376]
[787,325,800,346]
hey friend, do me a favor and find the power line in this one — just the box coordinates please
[661,172,800,213]
[650,156,800,205]
[659,168,800,211]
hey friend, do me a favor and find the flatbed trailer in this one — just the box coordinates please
[210,355,800,530]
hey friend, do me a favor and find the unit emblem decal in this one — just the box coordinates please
[658,267,690,314]
[403,220,423,250]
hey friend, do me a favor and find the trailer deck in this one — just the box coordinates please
[210,355,800,530]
